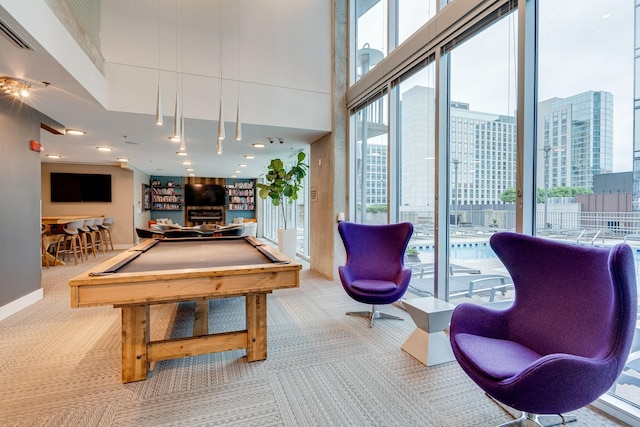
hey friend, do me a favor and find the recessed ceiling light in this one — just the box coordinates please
[169,136,181,142]
[244,155,255,159]
[252,143,265,148]
[181,161,191,165]
[238,163,247,167]
[176,151,188,156]
[230,175,237,178]
[234,170,241,174]
[117,157,128,162]
[186,168,194,171]
[188,173,195,176]
[46,154,62,159]
[96,146,112,152]
[65,129,85,135]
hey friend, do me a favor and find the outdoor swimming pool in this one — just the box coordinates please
[414,240,640,266]
[414,242,497,260]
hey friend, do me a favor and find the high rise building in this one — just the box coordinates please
[536,91,613,192]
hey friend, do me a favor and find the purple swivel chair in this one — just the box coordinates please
[450,232,637,427]
[338,221,414,327]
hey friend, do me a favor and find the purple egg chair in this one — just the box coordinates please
[450,232,637,426]
[338,221,414,327]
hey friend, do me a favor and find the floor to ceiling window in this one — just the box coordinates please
[260,150,310,259]
[535,0,637,411]
[347,0,640,422]
[354,0,387,84]
[353,96,389,224]
[445,6,518,303]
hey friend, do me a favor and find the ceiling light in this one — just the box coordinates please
[244,155,255,159]
[181,161,191,165]
[65,129,86,135]
[176,151,188,156]
[117,157,128,162]
[234,170,241,174]
[186,168,194,171]
[188,173,195,176]
[96,146,112,152]
[46,154,61,159]
[238,163,247,167]
[230,175,237,178]
[253,143,265,148]
[0,77,31,97]
[168,136,181,142]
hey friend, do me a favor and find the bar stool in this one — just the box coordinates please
[98,217,114,251]
[54,220,84,265]
[79,218,98,258]
[41,224,50,268]
[89,217,106,254]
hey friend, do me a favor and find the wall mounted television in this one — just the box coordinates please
[50,173,112,202]
[185,184,226,206]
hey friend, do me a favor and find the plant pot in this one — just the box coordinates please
[277,228,297,259]
[405,254,421,263]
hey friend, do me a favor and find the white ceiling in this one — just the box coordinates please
[0,0,332,179]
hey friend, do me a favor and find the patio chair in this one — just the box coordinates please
[450,232,637,426]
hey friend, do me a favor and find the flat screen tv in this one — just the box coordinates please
[50,173,112,202]
[185,184,226,206]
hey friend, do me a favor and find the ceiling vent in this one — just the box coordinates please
[0,18,32,50]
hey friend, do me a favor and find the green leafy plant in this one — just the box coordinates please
[256,152,309,229]
[405,247,419,255]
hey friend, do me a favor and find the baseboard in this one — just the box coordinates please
[0,288,44,322]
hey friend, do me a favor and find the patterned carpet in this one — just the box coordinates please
[0,250,625,426]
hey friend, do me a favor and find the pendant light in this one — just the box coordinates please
[155,81,163,125]
[216,0,225,151]
[178,114,186,151]
[155,1,163,126]
[234,0,242,141]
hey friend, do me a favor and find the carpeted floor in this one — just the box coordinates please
[0,250,626,426]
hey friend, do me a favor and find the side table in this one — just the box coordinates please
[401,297,456,366]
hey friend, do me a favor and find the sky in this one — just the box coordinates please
[360,0,635,172]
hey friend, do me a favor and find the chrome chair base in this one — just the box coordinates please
[497,412,576,427]
[346,305,404,328]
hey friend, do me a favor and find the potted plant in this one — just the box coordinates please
[404,246,421,263]
[256,152,308,258]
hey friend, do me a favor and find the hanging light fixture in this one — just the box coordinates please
[216,0,225,149]
[170,0,182,142]
[155,1,163,126]
[0,77,31,98]
[178,114,186,151]
[171,92,181,141]
[155,81,163,125]
[234,1,242,141]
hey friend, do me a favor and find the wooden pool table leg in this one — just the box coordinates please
[246,293,267,361]
[121,305,150,383]
[193,300,209,336]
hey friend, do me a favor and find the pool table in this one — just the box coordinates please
[69,236,301,383]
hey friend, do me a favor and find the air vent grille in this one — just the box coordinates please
[0,19,32,50]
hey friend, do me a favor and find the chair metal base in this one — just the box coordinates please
[346,305,404,328]
[497,412,576,427]
[490,396,577,427]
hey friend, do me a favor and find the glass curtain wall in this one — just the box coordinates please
[535,0,636,410]
[396,65,437,279]
[348,0,639,421]
[259,151,310,259]
[397,0,437,45]
[354,0,387,84]
[446,8,517,302]
[354,96,390,224]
